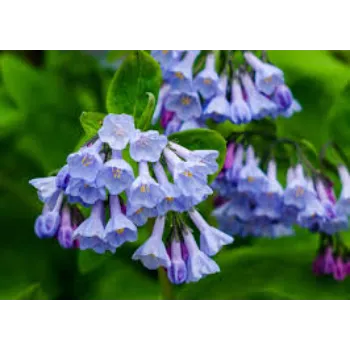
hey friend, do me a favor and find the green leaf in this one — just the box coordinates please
[168,129,227,183]
[178,231,350,300]
[139,92,156,131]
[106,50,134,63]
[106,50,162,127]
[0,97,25,138]
[80,111,106,139]
[78,250,113,275]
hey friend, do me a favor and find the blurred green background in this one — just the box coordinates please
[1,50,350,300]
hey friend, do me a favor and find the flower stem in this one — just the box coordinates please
[158,267,175,300]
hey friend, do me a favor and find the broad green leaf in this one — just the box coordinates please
[106,50,162,127]
[139,92,156,131]
[80,111,106,139]
[0,98,25,138]
[106,50,134,63]
[168,129,227,183]
[178,230,350,300]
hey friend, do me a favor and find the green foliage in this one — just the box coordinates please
[1,50,350,300]
[106,50,162,129]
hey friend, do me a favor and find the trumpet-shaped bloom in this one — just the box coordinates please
[151,50,179,72]
[105,196,137,248]
[96,152,134,195]
[336,165,350,215]
[272,84,293,111]
[67,140,104,182]
[126,203,158,227]
[184,228,220,283]
[130,130,168,163]
[189,209,233,256]
[57,205,75,249]
[29,176,60,209]
[98,114,136,150]
[244,52,284,95]
[231,78,252,124]
[194,54,219,99]
[66,178,106,206]
[167,238,188,285]
[128,161,165,209]
[56,165,70,191]
[132,216,171,269]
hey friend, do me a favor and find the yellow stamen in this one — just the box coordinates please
[247,176,255,183]
[162,50,169,55]
[166,197,174,202]
[264,76,273,83]
[183,171,193,177]
[140,185,149,193]
[136,208,144,214]
[116,228,125,235]
[181,96,191,106]
[295,187,304,198]
[203,78,212,85]
[115,127,125,136]
[81,155,93,167]
[175,72,184,80]
[112,168,122,179]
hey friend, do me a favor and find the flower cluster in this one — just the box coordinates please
[212,143,350,242]
[30,113,234,284]
[151,50,301,135]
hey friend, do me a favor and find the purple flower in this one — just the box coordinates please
[67,140,104,182]
[189,209,233,256]
[160,109,175,129]
[167,238,188,285]
[128,161,166,209]
[98,114,136,150]
[226,144,244,186]
[152,84,172,126]
[272,84,293,111]
[151,51,179,72]
[96,151,134,195]
[56,165,70,191]
[231,78,252,124]
[164,116,182,135]
[194,54,219,99]
[336,165,350,215]
[183,227,220,283]
[333,256,346,281]
[126,203,158,227]
[130,130,168,163]
[132,216,171,269]
[312,254,325,276]
[73,200,115,254]
[29,176,61,209]
[57,205,75,249]
[281,99,302,118]
[323,247,335,274]
[105,196,137,248]
[244,52,284,95]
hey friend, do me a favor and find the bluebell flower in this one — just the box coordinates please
[164,148,212,200]
[98,113,136,150]
[164,50,200,92]
[67,140,104,182]
[56,165,70,191]
[244,52,284,95]
[183,227,220,283]
[29,176,61,209]
[241,73,278,120]
[283,164,315,210]
[164,116,182,135]
[128,161,166,209]
[281,99,302,118]
[237,146,269,195]
[193,54,219,99]
[132,216,171,269]
[214,207,244,236]
[152,84,171,125]
[202,75,231,123]
[165,90,202,121]
[35,193,64,239]
[96,151,134,195]
[254,160,283,220]
[104,195,137,248]
[169,141,219,175]
[231,78,252,124]
[189,209,233,256]
[167,237,188,285]
[126,203,158,227]
[65,178,106,206]
[225,144,244,187]
[316,180,348,235]
[73,200,115,254]
[153,162,185,215]
[151,51,179,72]
[337,165,350,215]
[272,84,293,113]
[57,205,75,249]
[130,130,168,163]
